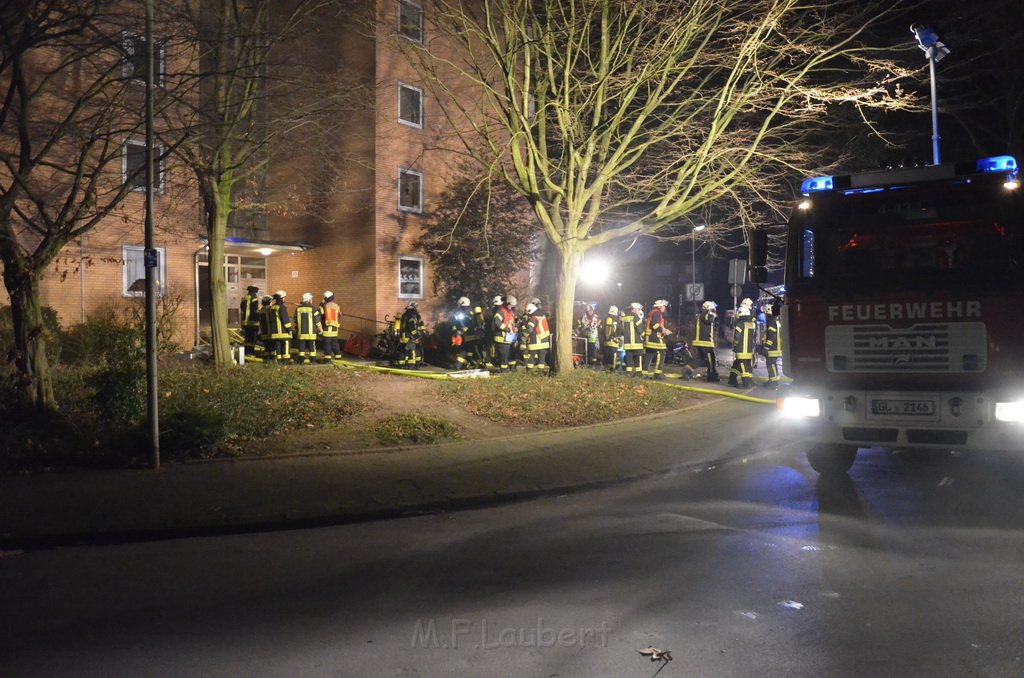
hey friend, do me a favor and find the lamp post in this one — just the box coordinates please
[911,24,950,165]
[690,224,706,321]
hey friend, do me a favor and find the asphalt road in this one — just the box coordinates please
[2,442,1023,677]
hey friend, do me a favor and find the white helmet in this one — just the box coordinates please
[737,306,751,317]
[406,301,418,309]
[653,299,669,308]
[492,295,503,305]
[274,290,287,298]
[506,295,517,306]
[323,290,334,299]
[702,300,717,311]
[608,305,619,315]
[740,297,753,308]
[457,296,470,307]
[525,303,538,314]
[630,302,643,310]
[301,292,313,302]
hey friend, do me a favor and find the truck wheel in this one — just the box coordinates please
[806,444,858,475]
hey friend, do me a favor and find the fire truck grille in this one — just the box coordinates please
[825,322,986,373]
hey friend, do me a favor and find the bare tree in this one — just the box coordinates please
[168,0,370,367]
[0,1,183,411]
[398,0,917,372]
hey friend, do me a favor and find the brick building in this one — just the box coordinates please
[3,0,482,350]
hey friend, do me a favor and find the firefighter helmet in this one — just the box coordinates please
[765,303,775,315]
[702,300,717,311]
[737,306,751,317]
[506,295,517,306]
[531,297,542,306]
[247,285,259,294]
[457,296,471,307]
[740,297,753,308]
[323,290,334,300]
[526,303,537,314]
[608,305,619,315]
[492,295,503,305]
[274,290,287,298]
[301,292,313,302]
[653,299,669,308]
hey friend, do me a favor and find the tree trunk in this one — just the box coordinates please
[551,243,583,375]
[206,186,233,367]
[5,272,57,412]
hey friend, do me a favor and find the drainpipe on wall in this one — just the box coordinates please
[194,243,206,348]
[79,236,86,323]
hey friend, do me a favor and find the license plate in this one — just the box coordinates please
[870,399,936,416]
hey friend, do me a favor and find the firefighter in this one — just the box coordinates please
[269,290,292,362]
[240,285,261,356]
[450,296,473,369]
[293,292,322,364]
[257,295,274,359]
[729,305,756,387]
[491,294,518,372]
[522,301,551,372]
[469,298,489,367]
[642,299,671,380]
[318,291,342,362]
[576,303,601,365]
[693,300,720,382]
[397,301,425,368]
[761,302,782,387]
[620,302,645,377]
[602,305,622,370]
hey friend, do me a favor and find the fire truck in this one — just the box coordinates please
[748,155,1024,473]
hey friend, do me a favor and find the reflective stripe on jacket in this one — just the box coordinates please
[644,308,667,349]
[320,301,341,337]
[269,301,291,339]
[241,294,260,328]
[733,317,756,359]
[620,313,644,350]
[294,304,321,340]
[693,311,716,348]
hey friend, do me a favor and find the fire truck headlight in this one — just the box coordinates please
[994,400,1024,423]
[779,396,821,419]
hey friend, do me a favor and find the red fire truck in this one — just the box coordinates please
[749,155,1024,473]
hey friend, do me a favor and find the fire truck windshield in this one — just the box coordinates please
[787,178,1024,296]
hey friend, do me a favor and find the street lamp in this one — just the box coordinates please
[911,24,950,165]
[691,224,706,321]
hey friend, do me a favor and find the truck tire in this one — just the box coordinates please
[806,444,858,475]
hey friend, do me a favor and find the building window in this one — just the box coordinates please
[397,0,423,43]
[122,245,166,297]
[398,82,423,128]
[399,168,423,212]
[654,263,673,277]
[398,256,424,299]
[121,31,166,86]
[123,139,165,193]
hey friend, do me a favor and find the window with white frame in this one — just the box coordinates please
[122,245,166,297]
[123,139,165,193]
[398,82,423,128]
[398,168,423,212]
[397,0,423,43]
[398,256,424,298]
[121,31,166,86]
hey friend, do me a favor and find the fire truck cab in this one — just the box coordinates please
[758,156,1024,473]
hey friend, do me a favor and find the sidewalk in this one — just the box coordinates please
[0,352,779,550]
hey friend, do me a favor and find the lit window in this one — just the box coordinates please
[121,31,166,86]
[123,139,166,193]
[398,82,423,128]
[122,245,166,298]
[397,0,423,42]
[398,256,424,299]
[399,168,423,212]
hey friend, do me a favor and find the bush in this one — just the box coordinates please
[368,414,462,445]
[90,363,147,428]
[159,409,229,462]
[61,310,143,367]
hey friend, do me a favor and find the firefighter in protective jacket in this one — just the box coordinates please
[522,302,551,372]
[761,302,782,387]
[240,285,261,356]
[318,291,342,362]
[620,302,645,377]
[602,305,622,370]
[269,291,292,362]
[729,305,756,387]
[397,301,425,368]
[491,295,518,372]
[293,292,322,364]
[642,299,671,379]
[693,300,719,382]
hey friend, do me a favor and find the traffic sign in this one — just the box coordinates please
[685,283,704,301]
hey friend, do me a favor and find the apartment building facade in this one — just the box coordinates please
[3,0,470,350]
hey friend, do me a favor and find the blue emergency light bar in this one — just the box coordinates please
[800,175,833,194]
[976,155,1017,173]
